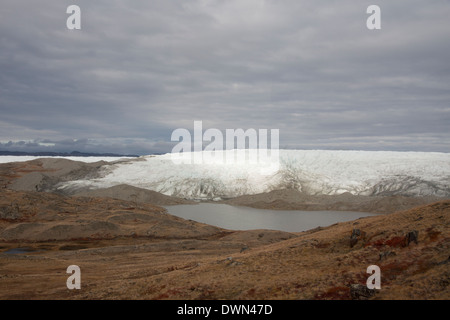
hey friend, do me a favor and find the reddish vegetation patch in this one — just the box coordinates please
[385,236,407,248]
[366,236,407,248]
[246,288,256,296]
[354,272,369,284]
[381,261,413,281]
[426,228,441,242]
[197,286,216,299]
[153,292,170,299]
[153,287,185,300]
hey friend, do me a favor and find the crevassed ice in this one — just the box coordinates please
[57,150,450,199]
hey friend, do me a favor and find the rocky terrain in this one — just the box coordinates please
[0,158,448,300]
[221,189,442,214]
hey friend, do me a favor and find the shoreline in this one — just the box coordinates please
[0,157,448,300]
[1,157,447,214]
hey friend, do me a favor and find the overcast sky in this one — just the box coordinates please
[1,0,449,155]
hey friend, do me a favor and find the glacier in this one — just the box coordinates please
[56,150,450,199]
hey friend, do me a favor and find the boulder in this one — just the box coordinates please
[350,228,366,248]
[350,284,376,300]
[406,230,419,245]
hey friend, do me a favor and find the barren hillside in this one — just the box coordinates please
[0,159,448,300]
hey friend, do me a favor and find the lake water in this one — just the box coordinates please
[1,247,36,255]
[164,203,377,233]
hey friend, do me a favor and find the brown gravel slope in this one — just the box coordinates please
[0,159,448,300]
[73,184,195,206]
[0,159,194,205]
[97,200,448,300]
[222,189,443,214]
[0,186,448,300]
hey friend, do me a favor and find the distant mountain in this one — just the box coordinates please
[0,150,139,157]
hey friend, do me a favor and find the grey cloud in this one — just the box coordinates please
[0,138,172,155]
[0,0,449,155]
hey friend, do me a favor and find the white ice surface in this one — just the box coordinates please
[55,150,450,199]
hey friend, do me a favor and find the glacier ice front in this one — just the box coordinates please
[58,150,450,199]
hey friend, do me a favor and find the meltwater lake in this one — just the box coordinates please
[164,203,377,233]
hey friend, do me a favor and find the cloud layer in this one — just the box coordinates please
[1,0,449,154]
